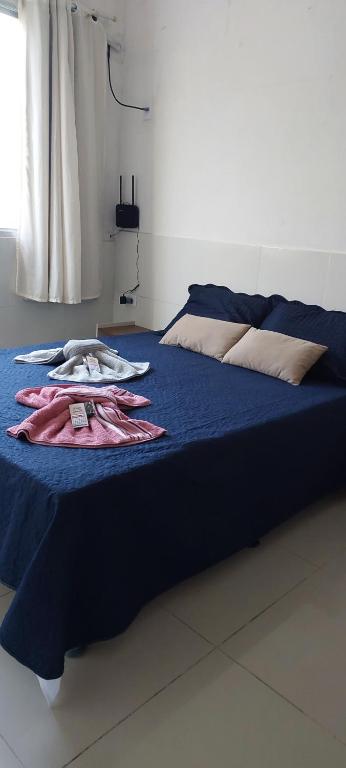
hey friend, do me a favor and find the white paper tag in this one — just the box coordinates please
[85,354,100,374]
[69,403,89,428]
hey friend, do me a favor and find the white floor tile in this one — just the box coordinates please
[0,592,14,617]
[158,539,315,644]
[0,583,12,598]
[223,554,346,744]
[69,651,346,768]
[266,490,346,566]
[0,738,22,768]
[0,602,210,768]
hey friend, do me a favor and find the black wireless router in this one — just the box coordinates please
[116,175,139,229]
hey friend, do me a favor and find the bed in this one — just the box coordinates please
[1,330,346,696]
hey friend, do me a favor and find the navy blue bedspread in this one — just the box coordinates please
[1,332,346,678]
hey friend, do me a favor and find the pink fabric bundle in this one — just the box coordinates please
[7,384,166,448]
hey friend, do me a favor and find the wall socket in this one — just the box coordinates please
[119,293,137,306]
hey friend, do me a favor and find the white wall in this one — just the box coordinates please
[0,236,118,346]
[101,0,125,239]
[116,0,346,329]
[0,0,123,348]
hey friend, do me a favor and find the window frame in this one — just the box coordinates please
[0,2,18,19]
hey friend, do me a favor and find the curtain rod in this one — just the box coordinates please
[71,2,117,23]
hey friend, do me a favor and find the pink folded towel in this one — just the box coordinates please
[7,384,166,449]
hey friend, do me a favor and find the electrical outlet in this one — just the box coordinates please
[125,293,137,307]
[143,105,152,121]
[119,293,137,306]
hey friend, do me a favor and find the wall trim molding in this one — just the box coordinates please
[115,231,346,330]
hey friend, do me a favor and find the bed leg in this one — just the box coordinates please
[65,645,87,658]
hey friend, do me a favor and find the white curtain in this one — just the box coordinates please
[16,0,106,304]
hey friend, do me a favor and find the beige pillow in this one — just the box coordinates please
[222,327,328,385]
[160,314,251,360]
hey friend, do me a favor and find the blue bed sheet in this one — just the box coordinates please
[0,332,346,678]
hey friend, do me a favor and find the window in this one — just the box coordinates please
[0,9,23,230]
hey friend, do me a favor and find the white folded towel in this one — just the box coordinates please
[14,348,65,365]
[14,339,150,383]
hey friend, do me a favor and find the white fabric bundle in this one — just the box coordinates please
[14,340,150,383]
[14,348,65,365]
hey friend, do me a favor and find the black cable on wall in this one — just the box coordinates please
[107,45,149,113]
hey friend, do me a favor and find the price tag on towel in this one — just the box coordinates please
[69,403,89,428]
[84,354,100,374]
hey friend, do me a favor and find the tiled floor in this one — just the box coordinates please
[1,491,346,767]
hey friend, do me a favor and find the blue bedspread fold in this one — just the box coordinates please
[1,332,346,678]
